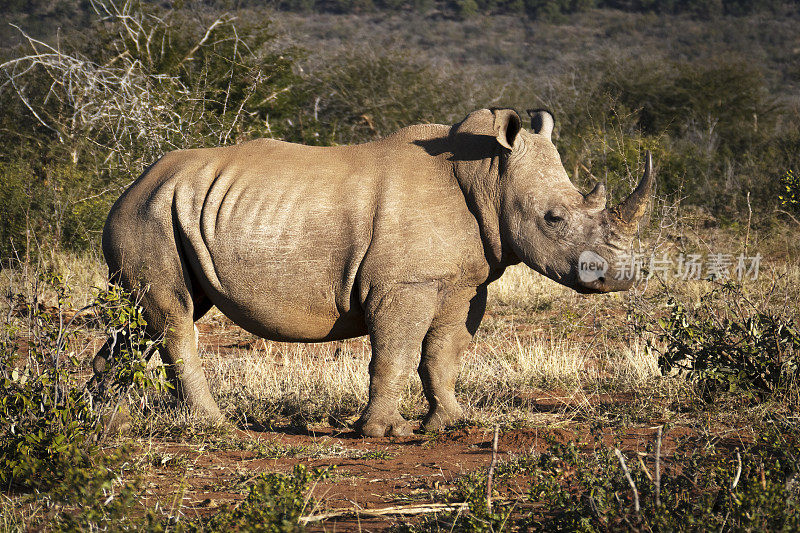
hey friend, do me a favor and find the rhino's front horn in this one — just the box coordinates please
[612,151,655,229]
[584,182,607,211]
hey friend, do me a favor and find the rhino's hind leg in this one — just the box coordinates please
[89,338,123,412]
[91,284,222,422]
[158,312,223,422]
[132,257,224,419]
[98,229,223,423]
[419,286,486,432]
[356,283,438,437]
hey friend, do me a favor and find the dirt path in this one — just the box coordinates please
[132,421,712,531]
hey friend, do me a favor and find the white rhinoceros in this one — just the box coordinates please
[95,108,653,436]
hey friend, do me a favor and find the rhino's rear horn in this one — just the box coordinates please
[584,182,607,211]
[612,151,655,229]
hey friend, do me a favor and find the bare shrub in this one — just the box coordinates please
[1,1,299,175]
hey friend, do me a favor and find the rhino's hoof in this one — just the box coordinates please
[358,418,414,438]
[422,406,464,433]
[190,402,226,424]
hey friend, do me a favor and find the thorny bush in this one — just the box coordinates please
[0,271,166,491]
[524,427,800,531]
[648,282,800,404]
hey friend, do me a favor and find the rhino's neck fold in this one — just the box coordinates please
[452,153,518,277]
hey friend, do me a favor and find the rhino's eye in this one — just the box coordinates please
[544,208,566,225]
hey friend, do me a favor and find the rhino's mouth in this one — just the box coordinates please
[575,285,605,295]
[575,274,635,294]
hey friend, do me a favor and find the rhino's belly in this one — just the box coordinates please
[173,158,374,341]
[188,233,369,342]
[213,292,368,342]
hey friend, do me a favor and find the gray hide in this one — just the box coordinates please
[95,108,654,436]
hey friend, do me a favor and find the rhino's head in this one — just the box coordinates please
[453,108,654,294]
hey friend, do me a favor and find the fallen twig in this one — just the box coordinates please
[614,448,640,514]
[487,424,500,513]
[299,502,470,524]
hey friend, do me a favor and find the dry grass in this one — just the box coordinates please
[206,339,372,427]
[0,248,106,314]
[487,263,568,311]
[180,329,661,431]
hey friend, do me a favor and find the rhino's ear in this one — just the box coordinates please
[492,108,521,151]
[526,109,554,141]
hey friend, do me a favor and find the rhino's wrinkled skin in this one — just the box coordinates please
[95,108,654,436]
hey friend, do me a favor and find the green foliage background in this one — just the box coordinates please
[1,0,798,260]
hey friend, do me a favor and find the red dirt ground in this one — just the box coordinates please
[120,311,750,531]
[135,412,721,531]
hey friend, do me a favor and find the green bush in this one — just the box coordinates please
[0,273,166,490]
[1,275,97,491]
[549,57,787,216]
[597,60,772,155]
[456,0,481,17]
[0,160,40,260]
[92,284,171,399]
[46,444,153,531]
[296,50,471,145]
[199,464,332,532]
[526,431,800,531]
[600,0,784,16]
[408,428,800,531]
[0,1,306,260]
[451,470,515,531]
[0,160,118,259]
[0,269,183,528]
[649,282,800,404]
[0,269,336,529]
[5,3,302,168]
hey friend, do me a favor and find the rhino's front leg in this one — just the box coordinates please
[356,282,438,437]
[419,285,486,432]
